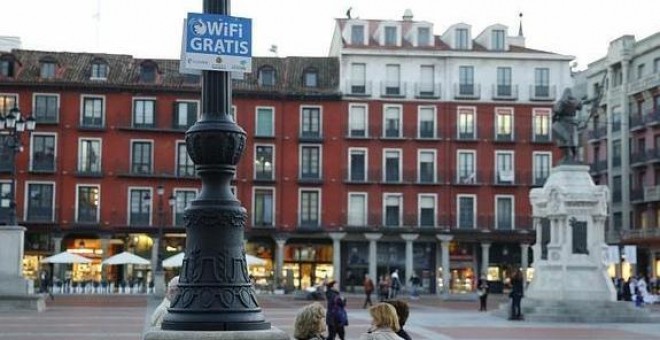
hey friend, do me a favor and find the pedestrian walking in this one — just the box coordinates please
[363,274,375,308]
[294,302,327,340]
[359,303,404,340]
[378,275,390,302]
[477,275,489,311]
[389,270,401,299]
[325,280,348,340]
[408,273,420,300]
[384,299,412,340]
[509,269,524,320]
[39,269,54,300]
[150,276,179,328]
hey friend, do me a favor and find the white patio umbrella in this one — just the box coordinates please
[42,251,92,264]
[162,252,266,268]
[102,251,150,266]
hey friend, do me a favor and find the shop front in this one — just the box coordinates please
[377,242,405,283]
[449,241,476,293]
[283,241,333,290]
[413,242,436,294]
[245,238,274,292]
[342,241,369,292]
[484,243,522,293]
[61,237,104,283]
[22,231,51,281]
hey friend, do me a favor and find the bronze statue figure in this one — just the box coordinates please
[552,88,583,163]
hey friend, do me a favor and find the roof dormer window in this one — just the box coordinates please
[0,57,13,77]
[456,28,469,50]
[351,25,365,45]
[259,66,276,86]
[40,61,56,79]
[417,27,431,46]
[139,61,157,83]
[384,26,397,46]
[303,68,318,88]
[492,29,505,51]
[91,59,108,80]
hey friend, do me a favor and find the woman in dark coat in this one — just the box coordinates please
[325,280,348,340]
[509,270,524,320]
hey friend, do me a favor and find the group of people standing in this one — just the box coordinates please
[294,279,412,340]
[615,275,658,306]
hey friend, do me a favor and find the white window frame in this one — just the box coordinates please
[174,99,201,127]
[252,186,275,227]
[495,150,515,183]
[130,139,154,174]
[495,194,515,230]
[348,147,368,181]
[382,104,403,138]
[299,144,323,179]
[417,105,437,138]
[0,93,19,116]
[79,94,106,127]
[348,103,368,137]
[77,137,102,173]
[383,148,402,182]
[255,106,275,137]
[127,186,152,226]
[349,24,366,45]
[254,143,275,180]
[32,92,60,122]
[23,180,56,222]
[231,105,237,123]
[299,105,323,138]
[131,96,157,127]
[298,188,322,227]
[456,149,477,183]
[29,132,57,172]
[75,184,101,223]
[417,149,437,183]
[457,106,476,139]
[382,193,403,226]
[532,108,552,140]
[494,107,514,138]
[172,188,198,226]
[456,194,477,230]
[175,140,195,177]
[418,193,437,227]
[533,151,553,182]
[347,192,368,226]
[382,25,400,46]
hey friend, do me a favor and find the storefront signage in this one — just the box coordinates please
[182,13,252,72]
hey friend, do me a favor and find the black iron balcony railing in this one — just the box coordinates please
[346,80,373,97]
[630,114,645,130]
[414,83,441,99]
[589,160,607,173]
[492,84,519,100]
[530,85,556,101]
[645,109,660,126]
[381,81,406,97]
[454,84,481,100]
[588,126,607,141]
[630,188,644,203]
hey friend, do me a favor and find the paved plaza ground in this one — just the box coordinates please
[1,293,659,339]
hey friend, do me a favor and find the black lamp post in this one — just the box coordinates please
[152,185,175,294]
[0,104,36,226]
[162,0,270,331]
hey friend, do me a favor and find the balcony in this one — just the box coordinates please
[298,131,324,143]
[646,148,660,163]
[531,133,551,143]
[380,81,407,98]
[645,109,660,127]
[621,227,660,242]
[453,170,483,185]
[630,188,644,204]
[530,85,556,101]
[494,132,514,142]
[628,72,660,95]
[531,174,548,187]
[630,151,646,167]
[588,126,607,142]
[30,155,56,173]
[492,84,518,101]
[630,114,646,131]
[453,83,481,100]
[589,160,607,174]
[493,170,519,186]
[456,130,477,141]
[644,186,660,202]
[297,221,322,232]
[343,168,379,184]
[414,82,441,99]
[298,173,323,184]
[254,171,275,183]
[130,165,153,176]
[345,80,372,97]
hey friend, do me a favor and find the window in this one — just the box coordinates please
[417,27,430,46]
[259,66,275,86]
[81,96,104,128]
[78,138,101,174]
[350,63,366,94]
[254,145,274,180]
[384,149,401,182]
[131,141,152,174]
[173,101,198,129]
[33,94,59,123]
[418,106,436,138]
[533,152,551,185]
[455,28,469,49]
[495,108,513,140]
[303,69,318,87]
[0,94,17,115]
[492,30,505,50]
[139,62,156,83]
[77,185,100,223]
[0,136,12,172]
[458,107,475,139]
[133,99,155,128]
[385,64,401,95]
[496,67,512,97]
[40,62,56,79]
[349,148,367,182]
[299,190,320,228]
[419,65,435,96]
[26,183,54,222]
[348,193,367,226]
[300,145,321,179]
[384,194,402,226]
[613,140,622,167]
[655,58,660,73]
[535,68,550,97]
[0,58,14,77]
[348,104,367,137]
[384,26,397,46]
[457,195,475,229]
[173,189,196,226]
[91,61,108,79]
[301,107,321,138]
[533,109,551,141]
[31,134,56,172]
[495,151,514,184]
[612,176,622,203]
[418,150,436,183]
[419,194,436,227]
[253,188,274,226]
[351,25,365,45]
[176,142,195,177]
[383,105,402,137]
[0,182,12,223]
[612,107,621,132]
[255,107,274,137]
[457,150,476,183]
[496,196,513,230]
[459,66,474,95]
[129,188,151,225]
[637,64,645,79]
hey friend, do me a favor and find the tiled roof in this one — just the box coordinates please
[0,50,341,97]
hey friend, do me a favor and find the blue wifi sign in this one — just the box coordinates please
[183,13,252,72]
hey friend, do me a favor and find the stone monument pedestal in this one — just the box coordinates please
[495,164,651,322]
[142,327,289,340]
[0,225,45,312]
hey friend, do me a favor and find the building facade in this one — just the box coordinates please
[1,10,571,294]
[579,32,660,280]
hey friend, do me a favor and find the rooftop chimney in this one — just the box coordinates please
[403,9,413,21]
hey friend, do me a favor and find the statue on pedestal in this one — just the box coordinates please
[552,88,583,163]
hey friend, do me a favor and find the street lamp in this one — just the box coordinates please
[0,104,36,226]
[152,185,175,296]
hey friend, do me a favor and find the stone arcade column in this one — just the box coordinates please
[329,232,346,285]
[401,234,418,286]
[520,243,529,284]
[365,233,382,282]
[480,242,491,276]
[52,236,63,281]
[273,236,287,291]
[437,234,453,297]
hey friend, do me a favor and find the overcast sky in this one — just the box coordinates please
[1,0,658,70]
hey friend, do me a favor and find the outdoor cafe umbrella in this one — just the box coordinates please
[41,251,92,264]
[102,251,151,266]
[162,252,266,268]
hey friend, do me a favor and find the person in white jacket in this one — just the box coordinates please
[150,276,179,328]
[359,303,404,340]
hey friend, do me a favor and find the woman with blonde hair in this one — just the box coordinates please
[359,303,404,340]
[293,302,327,340]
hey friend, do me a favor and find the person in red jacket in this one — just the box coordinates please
[363,274,375,308]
